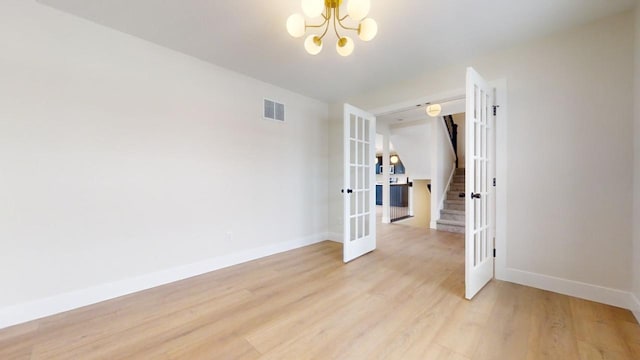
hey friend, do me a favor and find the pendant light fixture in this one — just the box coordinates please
[426,104,442,117]
[287,0,378,56]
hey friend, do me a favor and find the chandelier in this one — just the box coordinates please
[286,0,378,56]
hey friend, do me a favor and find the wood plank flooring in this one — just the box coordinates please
[1,220,639,359]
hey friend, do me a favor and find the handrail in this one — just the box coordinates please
[442,115,458,168]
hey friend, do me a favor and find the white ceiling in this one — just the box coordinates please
[377,98,465,125]
[38,0,635,102]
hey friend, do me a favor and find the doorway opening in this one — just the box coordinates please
[342,68,506,300]
[374,147,413,223]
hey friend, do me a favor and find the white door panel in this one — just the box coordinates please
[465,68,496,299]
[343,104,376,263]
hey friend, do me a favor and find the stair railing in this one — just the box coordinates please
[443,115,458,168]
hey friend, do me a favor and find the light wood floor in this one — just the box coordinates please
[1,223,639,359]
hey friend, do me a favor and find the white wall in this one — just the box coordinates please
[633,2,640,317]
[328,104,344,239]
[346,12,635,296]
[0,1,328,325]
[389,121,433,180]
[430,118,457,228]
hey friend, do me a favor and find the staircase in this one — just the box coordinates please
[436,168,465,234]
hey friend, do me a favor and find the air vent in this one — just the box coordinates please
[264,99,285,121]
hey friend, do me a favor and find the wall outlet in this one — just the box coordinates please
[225,231,233,241]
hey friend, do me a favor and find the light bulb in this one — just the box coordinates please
[347,0,370,21]
[304,35,323,55]
[286,14,306,38]
[358,18,378,41]
[426,104,442,117]
[301,0,325,18]
[336,37,354,57]
[390,155,399,164]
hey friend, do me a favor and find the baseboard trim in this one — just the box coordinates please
[503,268,634,310]
[631,293,640,324]
[0,233,328,330]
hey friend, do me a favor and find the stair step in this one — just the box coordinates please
[440,209,465,222]
[447,191,466,200]
[437,224,465,234]
[450,184,465,191]
[442,209,465,215]
[436,219,465,234]
[453,175,465,182]
[444,200,464,211]
[437,219,465,226]
[445,199,464,205]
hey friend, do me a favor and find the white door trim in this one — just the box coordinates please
[492,79,508,281]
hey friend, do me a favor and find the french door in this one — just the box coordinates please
[465,68,496,299]
[343,104,376,263]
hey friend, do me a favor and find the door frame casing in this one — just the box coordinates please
[368,79,508,282]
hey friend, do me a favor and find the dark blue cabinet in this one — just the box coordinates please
[390,184,409,206]
[375,184,408,206]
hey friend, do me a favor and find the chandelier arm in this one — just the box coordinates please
[305,20,329,29]
[318,15,331,40]
[322,5,330,21]
[305,14,329,29]
[336,12,359,32]
[333,6,342,39]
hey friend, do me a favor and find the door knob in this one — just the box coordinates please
[471,192,481,199]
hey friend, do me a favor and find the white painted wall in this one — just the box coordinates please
[430,118,457,229]
[633,2,640,317]
[347,12,635,294]
[0,0,328,324]
[328,104,345,239]
[389,121,433,180]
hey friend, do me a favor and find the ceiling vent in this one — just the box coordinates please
[264,99,285,122]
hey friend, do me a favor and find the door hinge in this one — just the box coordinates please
[493,248,496,258]
[493,105,500,116]
[493,178,496,187]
